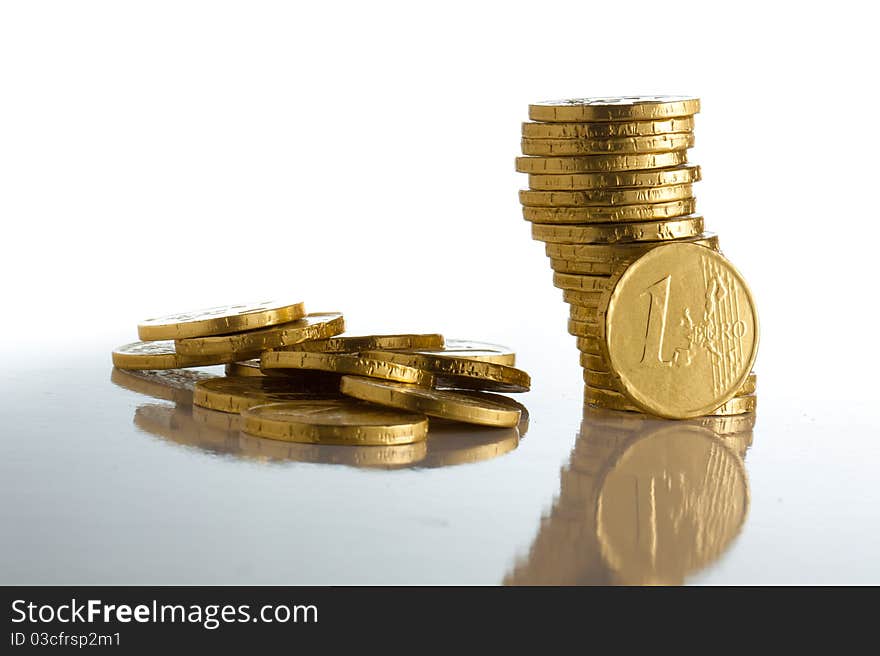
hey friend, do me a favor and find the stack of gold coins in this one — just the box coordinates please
[518,96,759,418]
[112,300,530,447]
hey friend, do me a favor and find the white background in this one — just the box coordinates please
[1,0,877,398]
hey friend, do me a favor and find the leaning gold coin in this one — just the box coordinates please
[600,243,760,419]
[400,339,516,366]
[519,183,693,208]
[563,289,604,306]
[524,198,696,224]
[241,399,428,446]
[528,164,701,191]
[529,96,700,122]
[194,377,340,414]
[175,312,344,356]
[581,352,610,372]
[278,333,444,354]
[521,133,695,156]
[260,350,434,386]
[522,116,695,139]
[533,215,704,244]
[554,272,612,292]
[516,150,687,174]
[569,318,601,338]
[545,232,719,261]
[112,340,255,370]
[360,350,531,393]
[340,376,521,428]
[138,300,306,341]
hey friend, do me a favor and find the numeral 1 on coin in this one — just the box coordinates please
[640,276,673,365]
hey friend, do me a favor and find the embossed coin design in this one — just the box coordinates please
[601,242,759,418]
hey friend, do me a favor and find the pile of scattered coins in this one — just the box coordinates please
[112,301,529,446]
[518,96,759,419]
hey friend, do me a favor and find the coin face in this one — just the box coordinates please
[240,399,428,446]
[602,243,759,419]
[529,96,700,122]
[138,300,306,341]
[339,376,522,428]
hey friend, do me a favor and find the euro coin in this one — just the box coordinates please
[563,289,603,306]
[521,133,694,156]
[193,377,340,414]
[584,386,756,416]
[577,335,602,354]
[519,183,694,207]
[138,300,306,341]
[553,272,612,292]
[528,164,700,190]
[522,116,695,139]
[175,312,344,356]
[569,318,601,338]
[241,399,428,446]
[111,340,252,370]
[523,198,696,224]
[516,150,687,174]
[586,369,757,398]
[401,339,516,366]
[581,352,609,371]
[550,258,616,275]
[533,215,704,244]
[570,305,599,322]
[260,350,434,386]
[278,333,444,354]
[340,376,521,428]
[545,232,719,262]
[600,243,759,419]
[529,96,700,122]
[360,350,531,393]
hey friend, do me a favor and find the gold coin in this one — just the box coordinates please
[225,359,264,377]
[111,340,252,370]
[577,335,602,354]
[340,376,521,428]
[529,96,700,122]
[551,258,616,275]
[580,352,609,371]
[521,133,694,156]
[110,367,218,404]
[193,377,340,414]
[601,243,759,419]
[545,232,719,261]
[528,164,700,190]
[522,116,695,139]
[175,312,344,356]
[586,369,758,398]
[360,350,531,393]
[240,399,428,446]
[137,300,306,341]
[532,215,703,244]
[563,289,603,306]
[278,332,444,354]
[569,318,601,338]
[519,183,693,207]
[524,198,696,224]
[585,386,756,417]
[516,150,687,174]
[570,305,599,322]
[260,350,434,386]
[554,272,612,292]
[400,339,516,366]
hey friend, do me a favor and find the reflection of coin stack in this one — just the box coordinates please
[517,96,758,417]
